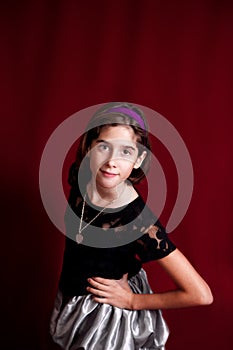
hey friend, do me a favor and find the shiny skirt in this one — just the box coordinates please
[50,269,169,350]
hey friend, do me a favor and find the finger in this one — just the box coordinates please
[90,277,112,285]
[88,278,110,290]
[87,286,108,297]
[92,296,108,304]
[122,273,128,280]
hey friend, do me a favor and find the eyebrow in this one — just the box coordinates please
[96,139,137,151]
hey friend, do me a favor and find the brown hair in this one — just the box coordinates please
[68,102,151,187]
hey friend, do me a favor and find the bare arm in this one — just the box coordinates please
[87,249,213,310]
[131,249,213,310]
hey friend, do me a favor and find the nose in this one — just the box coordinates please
[105,157,117,167]
[104,148,118,167]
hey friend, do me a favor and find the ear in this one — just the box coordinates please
[86,146,91,157]
[133,151,147,169]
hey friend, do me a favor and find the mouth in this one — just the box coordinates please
[100,169,118,178]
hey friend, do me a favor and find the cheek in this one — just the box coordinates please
[89,153,105,172]
[120,161,135,176]
[89,158,98,173]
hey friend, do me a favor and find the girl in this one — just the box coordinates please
[50,102,213,350]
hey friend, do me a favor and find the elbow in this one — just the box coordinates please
[193,286,214,306]
[200,289,214,306]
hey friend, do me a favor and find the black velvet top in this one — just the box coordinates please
[58,187,176,296]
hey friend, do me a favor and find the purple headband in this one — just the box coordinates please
[106,107,145,130]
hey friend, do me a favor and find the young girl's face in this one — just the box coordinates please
[88,125,146,190]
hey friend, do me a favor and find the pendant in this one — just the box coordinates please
[76,233,84,244]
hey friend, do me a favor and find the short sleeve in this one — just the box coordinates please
[135,220,176,263]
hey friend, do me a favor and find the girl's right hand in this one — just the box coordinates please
[87,273,134,309]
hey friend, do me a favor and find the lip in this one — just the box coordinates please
[100,170,118,177]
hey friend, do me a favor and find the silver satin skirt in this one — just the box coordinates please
[50,269,169,350]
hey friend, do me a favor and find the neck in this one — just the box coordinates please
[87,180,138,208]
[87,181,122,203]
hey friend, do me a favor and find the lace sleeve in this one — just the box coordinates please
[135,220,176,263]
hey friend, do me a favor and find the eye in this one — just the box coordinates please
[122,149,131,156]
[98,143,110,152]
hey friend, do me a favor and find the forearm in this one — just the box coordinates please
[131,288,212,311]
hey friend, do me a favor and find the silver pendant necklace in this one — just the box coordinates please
[76,193,116,244]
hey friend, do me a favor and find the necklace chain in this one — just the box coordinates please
[76,193,116,244]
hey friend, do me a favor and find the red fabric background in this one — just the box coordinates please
[1,1,233,349]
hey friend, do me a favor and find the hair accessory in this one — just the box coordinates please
[106,107,145,130]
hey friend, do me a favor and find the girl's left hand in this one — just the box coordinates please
[87,273,134,309]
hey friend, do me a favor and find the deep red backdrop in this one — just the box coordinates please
[1,1,233,349]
